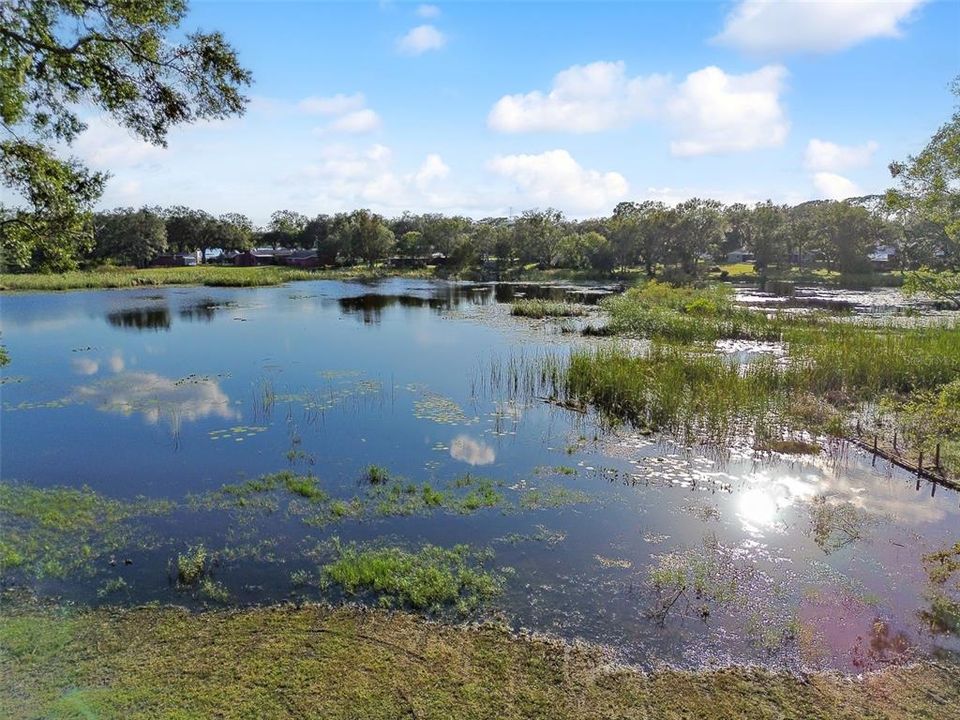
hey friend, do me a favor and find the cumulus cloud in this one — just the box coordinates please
[488,149,629,213]
[714,0,926,54]
[488,61,668,133]
[416,4,440,18]
[804,138,878,172]
[397,24,446,55]
[813,172,862,200]
[327,109,383,133]
[488,62,788,156]
[450,435,496,466]
[293,144,456,212]
[73,116,165,168]
[297,92,367,116]
[666,65,789,156]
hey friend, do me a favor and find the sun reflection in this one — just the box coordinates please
[738,488,779,530]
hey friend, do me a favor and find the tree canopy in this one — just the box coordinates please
[0,0,251,271]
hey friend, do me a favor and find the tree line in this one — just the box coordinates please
[3,196,954,278]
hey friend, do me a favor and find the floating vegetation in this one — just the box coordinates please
[208,425,268,441]
[518,485,591,510]
[413,391,478,426]
[0,374,26,385]
[2,397,73,412]
[363,465,391,485]
[498,524,567,546]
[321,540,504,612]
[0,482,173,579]
[199,578,230,602]
[595,555,632,569]
[97,577,129,598]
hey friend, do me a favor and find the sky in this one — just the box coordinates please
[65,1,960,223]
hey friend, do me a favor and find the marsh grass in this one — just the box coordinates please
[0,265,435,292]
[0,482,172,578]
[510,299,588,318]
[322,541,503,612]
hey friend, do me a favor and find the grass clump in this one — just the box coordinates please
[214,471,325,506]
[2,602,957,719]
[519,485,591,510]
[921,541,960,636]
[176,544,208,586]
[511,299,587,318]
[322,541,503,612]
[363,465,391,484]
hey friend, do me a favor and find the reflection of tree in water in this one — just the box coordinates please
[105,307,171,331]
[178,299,237,323]
[337,288,492,324]
[807,496,868,554]
[851,619,913,669]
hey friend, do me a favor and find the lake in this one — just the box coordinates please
[1,278,957,672]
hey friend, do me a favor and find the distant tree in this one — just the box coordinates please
[419,214,471,256]
[268,210,308,248]
[92,207,168,267]
[887,76,960,252]
[164,207,210,256]
[667,198,724,275]
[396,231,425,260]
[332,209,394,267]
[301,214,338,263]
[0,0,250,272]
[813,201,881,274]
[747,201,788,271]
[514,209,564,266]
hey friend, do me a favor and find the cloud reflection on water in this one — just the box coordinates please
[450,434,496,466]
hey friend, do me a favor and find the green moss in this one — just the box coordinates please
[1,602,957,719]
[322,542,503,612]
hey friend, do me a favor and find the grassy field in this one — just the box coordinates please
[1,601,957,720]
[0,265,434,291]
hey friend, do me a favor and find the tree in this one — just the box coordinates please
[747,201,788,271]
[164,206,209,255]
[267,210,308,248]
[812,201,880,274]
[396,231,424,260]
[0,0,251,272]
[887,76,960,250]
[217,213,254,252]
[514,209,564,267]
[667,198,723,275]
[92,206,167,267]
[332,209,394,267]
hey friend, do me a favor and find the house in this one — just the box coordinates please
[150,252,200,267]
[869,245,898,271]
[285,249,320,268]
[726,248,754,264]
[235,248,294,266]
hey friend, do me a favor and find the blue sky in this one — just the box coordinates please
[73,1,960,223]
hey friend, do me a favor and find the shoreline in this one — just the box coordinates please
[2,599,957,719]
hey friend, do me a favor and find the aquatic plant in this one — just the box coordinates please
[176,544,208,585]
[510,299,587,318]
[0,482,172,579]
[321,541,503,612]
[363,465,391,484]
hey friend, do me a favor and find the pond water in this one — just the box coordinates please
[1,279,957,672]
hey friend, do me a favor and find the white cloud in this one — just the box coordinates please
[488,61,788,156]
[397,24,446,55]
[804,138,878,172]
[488,149,629,213]
[666,65,789,156]
[293,144,456,212]
[450,435,496,466]
[414,153,450,188]
[73,116,165,169]
[416,4,440,18]
[297,93,367,116]
[327,109,383,133]
[714,0,926,54]
[488,61,669,133]
[813,172,862,200]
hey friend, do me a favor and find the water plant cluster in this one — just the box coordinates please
[543,282,960,474]
[510,299,588,319]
